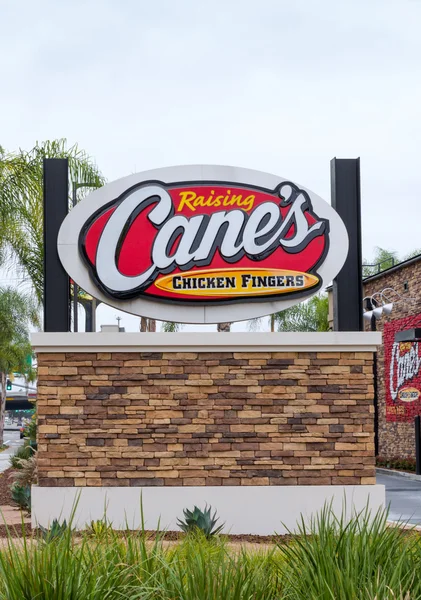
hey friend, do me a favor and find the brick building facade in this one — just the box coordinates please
[363,254,421,458]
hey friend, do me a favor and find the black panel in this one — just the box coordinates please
[5,400,34,411]
[331,158,363,331]
[395,328,421,342]
[43,159,70,332]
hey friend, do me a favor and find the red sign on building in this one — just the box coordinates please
[385,314,421,422]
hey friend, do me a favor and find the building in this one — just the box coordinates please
[363,253,421,459]
[328,253,421,459]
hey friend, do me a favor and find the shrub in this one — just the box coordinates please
[10,484,30,511]
[10,454,37,487]
[24,416,37,442]
[9,443,33,469]
[376,455,416,472]
[177,505,224,539]
[277,504,421,599]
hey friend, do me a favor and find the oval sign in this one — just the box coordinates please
[58,165,348,324]
[398,387,421,402]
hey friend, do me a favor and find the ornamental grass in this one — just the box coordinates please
[0,505,420,599]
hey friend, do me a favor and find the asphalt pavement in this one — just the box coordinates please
[377,472,421,525]
[0,430,23,473]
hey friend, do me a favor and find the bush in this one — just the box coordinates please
[10,454,37,487]
[10,484,30,511]
[9,443,33,469]
[24,416,37,442]
[376,455,416,472]
[277,504,421,599]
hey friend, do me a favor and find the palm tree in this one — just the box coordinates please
[250,294,329,332]
[272,294,329,332]
[363,247,421,278]
[0,288,39,444]
[161,321,182,332]
[0,140,105,305]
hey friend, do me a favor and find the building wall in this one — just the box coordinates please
[363,257,421,458]
[37,349,376,487]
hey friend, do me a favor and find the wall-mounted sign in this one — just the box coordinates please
[58,166,348,323]
[385,315,421,421]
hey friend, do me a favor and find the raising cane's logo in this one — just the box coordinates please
[79,180,329,303]
[389,341,421,403]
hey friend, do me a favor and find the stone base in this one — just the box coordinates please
[31,484,386,535]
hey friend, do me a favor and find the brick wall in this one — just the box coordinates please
[36,350,376,487]
[363,257,421,458]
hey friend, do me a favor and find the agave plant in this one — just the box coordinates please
[39,518,69,542]
[177,505,224,539]
[86,518,113,540]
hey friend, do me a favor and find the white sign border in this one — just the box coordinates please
[58,165,349,324]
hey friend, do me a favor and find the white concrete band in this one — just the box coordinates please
[32,331,381,354]
[31,484,386,534]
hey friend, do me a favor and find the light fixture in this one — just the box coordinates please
[362,287,417,328]
[372,307,383,319]
[382,303,393,315]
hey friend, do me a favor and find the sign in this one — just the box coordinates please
[385,315,421,422]
[58,166,348,323]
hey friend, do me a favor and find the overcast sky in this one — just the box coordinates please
[1,0,420,331]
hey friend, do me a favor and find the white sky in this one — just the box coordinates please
[1,0,421,332]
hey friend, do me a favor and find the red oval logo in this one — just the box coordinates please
[79,180,329,304]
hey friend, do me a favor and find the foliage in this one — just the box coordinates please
[0,504,420,598]
[39,519,69,543]
[86,519,113,540]
[9,443,34,469]
[0,286,38,444]
[10,484,31,511]
[23,413,37,441]
[363,246,421,278]
[277,504,421,599]
[0,287,38,378]
[161,321,183,332]
[271,293,329,332]
[0,139,105,303]
[10,454,37,487]
[376,455,416,472]
[177,505,224,538]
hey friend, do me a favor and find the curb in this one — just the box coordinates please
[376,467,421,482]
[387,520,421,531]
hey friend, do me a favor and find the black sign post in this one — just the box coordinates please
[43,158,70,333]
[330,158,363,332]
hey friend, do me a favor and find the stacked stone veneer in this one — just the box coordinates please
[37,350,376,487]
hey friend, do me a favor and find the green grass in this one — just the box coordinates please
[0,505,419,599]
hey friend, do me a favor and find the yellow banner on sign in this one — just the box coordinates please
[154,268,319,298]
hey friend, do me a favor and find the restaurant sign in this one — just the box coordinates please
[58,166,348,323]
[385,315,421,422]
